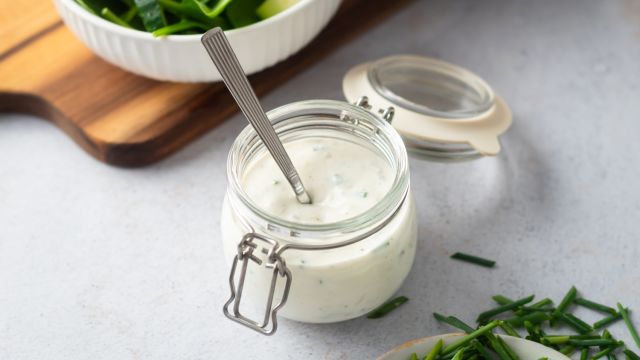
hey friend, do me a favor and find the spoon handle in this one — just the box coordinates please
[202,28,311,204]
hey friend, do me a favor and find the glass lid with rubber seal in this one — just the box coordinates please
[343,55,512,161]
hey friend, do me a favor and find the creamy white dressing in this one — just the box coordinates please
[242,138,393,224]
[221,137,417,323]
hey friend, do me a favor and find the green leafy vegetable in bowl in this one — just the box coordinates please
[73,0,299,36]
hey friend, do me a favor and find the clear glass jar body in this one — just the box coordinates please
[220,100,417,323]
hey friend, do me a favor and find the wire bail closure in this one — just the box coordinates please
[222,233,292,335]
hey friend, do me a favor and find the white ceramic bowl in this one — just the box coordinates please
[53,0,342,82]
[378,333,570,360]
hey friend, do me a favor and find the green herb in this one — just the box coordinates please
[553,286,577,319]
[575,298,618,315]
[559,313,593,334]
[442,321,500,355]
[498,321,520,337]
[367,296,408,319]
[569,339,620,347]
[409,353,418,360]
[504,311,550,326]
[497,335,520,360]
[450,252,496,268]
[595,313,624,329]
[451,347,466,360]
[624,349,640,360]
[433,313,475,333]
[424,339,443,360]
[618,303,640,350]
[477,295,534,323]
[581,348,589,360]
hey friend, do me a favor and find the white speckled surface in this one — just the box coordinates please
[2,0,640,359]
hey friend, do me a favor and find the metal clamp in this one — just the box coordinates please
[222,233,292,335]
[354,96,395,123]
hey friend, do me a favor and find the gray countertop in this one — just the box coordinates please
[2,0,640,358]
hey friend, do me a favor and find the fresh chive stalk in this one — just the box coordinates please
[595,313,624,329]
[505,312,550,326]
[499,321,521,337]
[433,313,475,333]
[581,348,589,360]
[618,303,640,350]
[476,295,535,323]
[575,298,618,315]
[543,335,570,345]
[559,313,593,334]
[424,339,443,360]
[497,335,520,360]
[442,321,500,355]
[569,339,620,347]
[450,252,496,268]
[624,349,640,360]
[367,296,408,319]
[492,295,513,306]
[470,339,496,360]
[553,286,578,319]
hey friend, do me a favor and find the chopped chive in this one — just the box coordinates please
[493,295,514,306]
[595,312,624,329]
[524,320,541,342]
[424,339,443,360]
[499,321,521,337]
[485,334,512,360]
[450,252,496,268]
[451,348,466,360]
[497,335,521,360]
[569,339,619,347]
[593,347,618,360]
[543,335,570,345]
[366,296,408,319]
[560,313,593,334]
[505,311,551,326]
[516,299,554,316]
[442,321,500,354]
[581,348,589,360]
[618,303,640,350]
[553,286,578,319]
[470,339,496,360]
[477,295,535,322]
[559,345,576,356]
[575,298,618,315]
[409,353,418,360]
[433,313,475,333]
[624,349,640,360]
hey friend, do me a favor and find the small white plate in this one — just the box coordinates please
[378,333,570,360]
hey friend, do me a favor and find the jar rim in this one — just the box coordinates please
[226,99,410,243]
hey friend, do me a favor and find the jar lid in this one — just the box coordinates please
[343,55,512,160]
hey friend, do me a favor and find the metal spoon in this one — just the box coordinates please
[201,28,312,205]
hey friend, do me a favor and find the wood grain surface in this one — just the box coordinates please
[0,0,410,167]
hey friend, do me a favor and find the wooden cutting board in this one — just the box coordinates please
[0,0,410,167]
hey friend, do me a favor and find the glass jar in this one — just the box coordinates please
[220,100,416,334]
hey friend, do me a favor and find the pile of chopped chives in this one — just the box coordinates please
[405,286,640,360]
